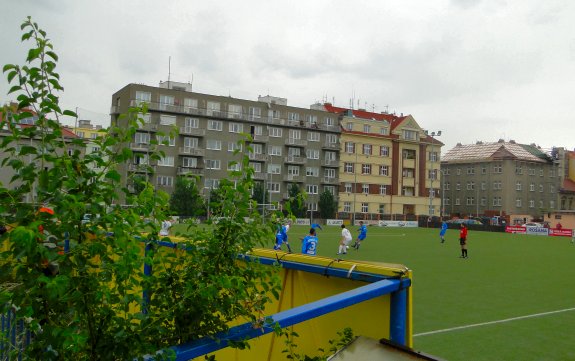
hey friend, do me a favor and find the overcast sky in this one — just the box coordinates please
[1,0,574,153]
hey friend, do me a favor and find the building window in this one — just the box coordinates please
[344,183,353,193]
[208,120,222,131]
[269,145,282,156]
[308,132,320,142]
[346,123,353,131]
[362,164,372,175]
[228,161,241,171]
[378,204,385,214]
[160,115,176,125]
[156,135,175,146]
[493,197,502,206]
[344,202,351,212]
[229,122,243,133]
[182,157,198,168]
[550,185,555,193]
[429,169,437,180]
[361,203,369,213]
[268,127,282,137]
[403,149,416,159]
[207,101,220,116]
[306,114,318,124]
[379,165,389,176]
[324,168,336,178]
[530,183,535,191]
[326,134,338,145]
[228,104,242,118]
[379,185,387,195]
[529,200,535,208]
[267,163,281,175]
[380,127,389,135]
[481,166,487,174]
[306,167,319,177]
[455,198,461,205]
[402,168,414,178]
[289,129,301,140]
[134,132,150,144]
[159,95,174,110]
[183,98,198,112]
[402,129,417,140]
[325,117,334,126]
[306,149,320,159]
[248,107,261,119]
[456,182,461,191]
[306,184,319,194]
[206,139,222,150]
[345,142,355,154]
[76,131,84,138]
[157,175,174,187]
[380,146,390,157]
[481,197,486,206]
[362,144,372,155]
[493,164,502,173]
[493,181,502,190]
[184,117,199,129]
[228,142,242,152]
[205,159,221,169]
[362,184,369,194]
[288,112,300,121]
[516,198,522,207]
[539,184,544,192]
[467,167,475,175]
[516,182,522,191]
[268,182,281,193]
[456,168,461,175]
[402,187,414,196]
[429,152,438,162]
[466,197,475,205]
[363,124,370,133]
[481,182,486,190]
[467,181,475,190]
[516,164,523,174]
[324,185,336,195]
[135,91,151,105]
[445,198,451,206]
[445,182,450,190]
[344,163,354,174]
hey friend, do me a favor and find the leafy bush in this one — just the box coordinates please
[0,17,280,360]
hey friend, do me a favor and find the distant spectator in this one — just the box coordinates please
[556,222,563,230]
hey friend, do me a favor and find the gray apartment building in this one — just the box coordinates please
[441,140,560,223]
[110,82,341,212]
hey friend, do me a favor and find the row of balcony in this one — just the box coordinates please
[114,100,342,133]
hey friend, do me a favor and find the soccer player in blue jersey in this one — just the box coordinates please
[273,222,292,252]
[311,223,323,230]
[301,228,318,255]
[352,221,367,250]
[440,221,448,243]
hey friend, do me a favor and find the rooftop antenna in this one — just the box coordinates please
[384,105,389,114]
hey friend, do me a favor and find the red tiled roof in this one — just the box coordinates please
[322,103,407,130]
[561,178,575,193]
[18,124,79,138]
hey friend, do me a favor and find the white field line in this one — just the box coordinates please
[414,307,575,337]
[379,234,406,237]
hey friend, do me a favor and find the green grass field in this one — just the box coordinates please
[272,225,575,361]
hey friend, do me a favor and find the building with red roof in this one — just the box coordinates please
[322,103,443,221]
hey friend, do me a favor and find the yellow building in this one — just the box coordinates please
[323,104,442,222]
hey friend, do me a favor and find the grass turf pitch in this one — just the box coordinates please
[271,225,575,361]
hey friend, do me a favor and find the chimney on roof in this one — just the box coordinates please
[509,140,515,144]
[456,143,462,147]
[498,139,505,143]
[476,141,483,145]
[400,112,403,117]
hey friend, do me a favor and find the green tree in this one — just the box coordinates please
[284,183,307,218]
[252,181,265,205]
[169,176,204,217]
[0,17,281,360]
[318,190,337,219]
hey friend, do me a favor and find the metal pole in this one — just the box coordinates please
[353,149,357,226]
